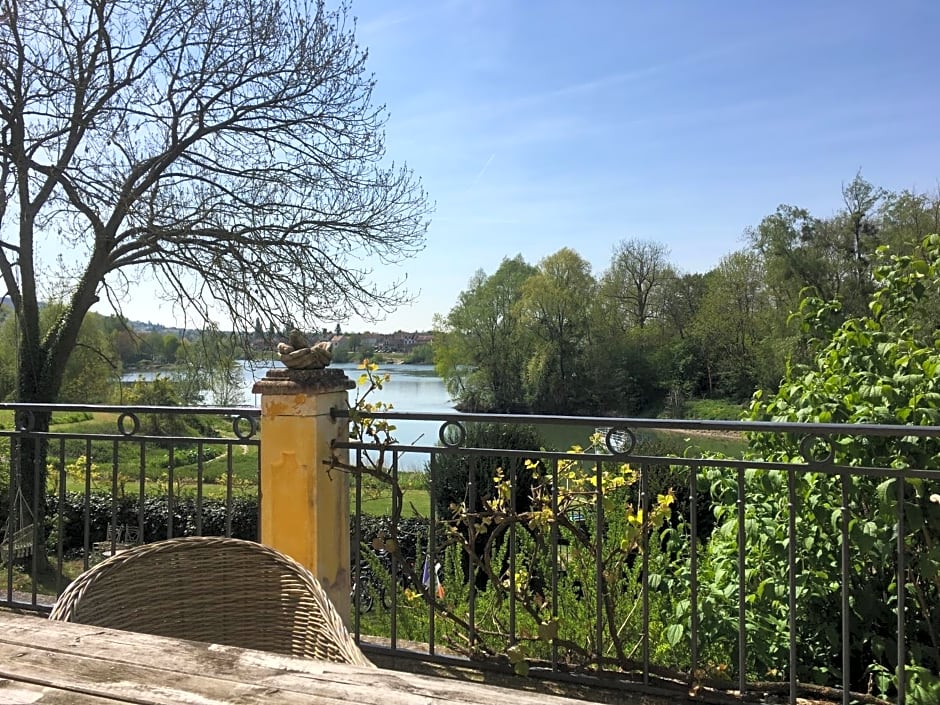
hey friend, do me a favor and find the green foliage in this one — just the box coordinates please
[49,411,95,425]
[690,250,776,400]
[428,422,544,521]
[583,324,664,414]
[355,515,429,564]
[52,311,122,403]
[679,399,745,421]
[431,178,940,418]
[343,424,681,673]
[433,255,535,412]
[45,492,260,553]
[705,234,940,697]
[519,249,596,413]
[176,327,245,405]
[122,378,214,438]
[404,344,433,364]
[0,309,120,402]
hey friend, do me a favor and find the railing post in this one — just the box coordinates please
[252,368,355,623]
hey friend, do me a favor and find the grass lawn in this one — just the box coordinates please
[0,410,260,498]
[3,410,744,527]
[353,471,430,517]
[539,422,747,457]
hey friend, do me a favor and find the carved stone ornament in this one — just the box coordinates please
[276,329,333,370]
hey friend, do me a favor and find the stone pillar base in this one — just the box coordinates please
[253,368,356,622]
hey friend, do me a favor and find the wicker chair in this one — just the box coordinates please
[49,536,373,667]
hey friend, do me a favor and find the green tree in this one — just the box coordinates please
[519,248,596,413]
[0,307,118,403]
[404,344,433,365]
[690,251,775,399]
[110,328,141,367]
[879,188,940,255]
[143,332,168,363]
[581,320,664,414]
[162,335,181,364]
[748,175,884,321]
[173,327,244,406]
[659,270,707,341]
[705,235,940,696]
[655,271,711,405]
[1,0,429,510]
[840,171,886,293]
[434,256,536,412]
[55,311,120,403]
[122,377,208,437]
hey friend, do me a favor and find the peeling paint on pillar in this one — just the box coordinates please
[252,368,356,624]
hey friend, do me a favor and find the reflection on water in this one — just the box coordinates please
[123,361,455,470]
[245,361,454,469]
[240,361,451,410]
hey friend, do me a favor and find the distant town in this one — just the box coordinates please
[126,318,435,365]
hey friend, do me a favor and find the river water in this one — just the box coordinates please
[123,361,455,468]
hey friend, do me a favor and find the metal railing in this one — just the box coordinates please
[334,409,940,705]
[4,401,937,704]
[0,403,260,612]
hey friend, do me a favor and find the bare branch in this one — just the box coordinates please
[0,0,430,403]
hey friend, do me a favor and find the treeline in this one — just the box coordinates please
[0,310,244,405]
[433,174,940,415]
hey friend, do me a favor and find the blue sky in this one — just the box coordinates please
[336,0,940,332]
[117,0,940,332]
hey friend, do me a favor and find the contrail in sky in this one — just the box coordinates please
[471,154,496,185]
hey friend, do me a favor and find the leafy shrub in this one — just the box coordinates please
[45,492,260,553]
[693,236,940,699]
[681,398,745,421]
[49,412,94,425]
[427,422,544,520]
[163,446,224,469]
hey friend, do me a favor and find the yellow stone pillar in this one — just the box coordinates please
[252,368,356,622]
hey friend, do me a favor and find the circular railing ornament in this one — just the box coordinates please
[232,414,257,440]
[799,434,834,465]
[439,420,466,448]
[117,413,141,437]
[605,426,636,456]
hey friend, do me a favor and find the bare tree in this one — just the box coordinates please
[600,238,670,329]
[0,0,430,505]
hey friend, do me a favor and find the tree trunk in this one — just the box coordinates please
[15,335,55,553]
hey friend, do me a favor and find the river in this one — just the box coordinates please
[123,361,455,467]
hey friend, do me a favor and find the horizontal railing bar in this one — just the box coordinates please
[331,407,940,438]
[0,430,258,444]
[0,403,260,417]
[334,442,940,478]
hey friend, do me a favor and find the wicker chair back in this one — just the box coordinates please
[49,536,373,667]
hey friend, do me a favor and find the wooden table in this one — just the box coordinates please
[0,611,589,705]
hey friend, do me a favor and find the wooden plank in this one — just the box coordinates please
[0,639,576,705]
[0,641,354,705]
[0,613,594,705]
[0,679,119,705]
[6,612,583,704]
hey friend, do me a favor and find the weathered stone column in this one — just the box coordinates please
[252,368,356,622]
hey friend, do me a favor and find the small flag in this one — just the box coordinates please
[422,555,445,599]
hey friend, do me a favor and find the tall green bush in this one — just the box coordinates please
[689,235,940,700]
